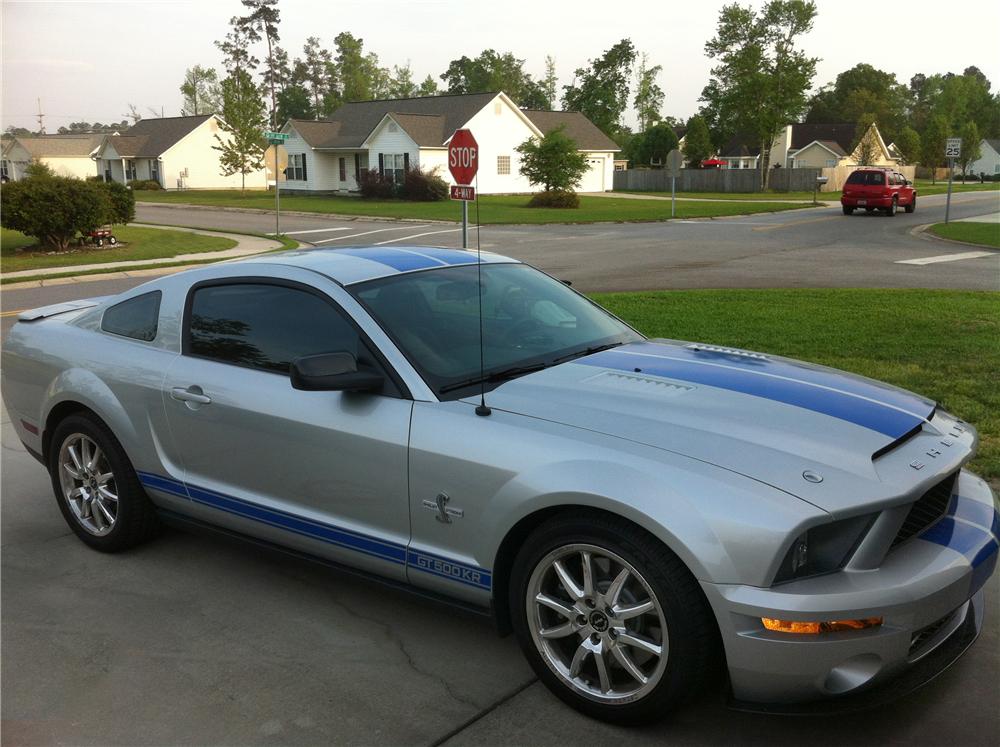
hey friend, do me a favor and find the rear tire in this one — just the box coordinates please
[48,413,160,552]
[904,196,916,214]
[842,205,853,215]
[509,511,718,725]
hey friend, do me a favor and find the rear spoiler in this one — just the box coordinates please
[17,296,110,322]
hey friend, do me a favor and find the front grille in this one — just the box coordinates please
[909,610,955,655]
[891,472,957,548]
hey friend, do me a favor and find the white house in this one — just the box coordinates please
[1,134,104,181]
[719,122,899,170]
[279,91,620,195]
[94,114,267,190]
[968,139,1000,176]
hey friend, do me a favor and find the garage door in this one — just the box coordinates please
[577,157,605,192]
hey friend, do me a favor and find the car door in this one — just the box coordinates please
[162,268,412,581]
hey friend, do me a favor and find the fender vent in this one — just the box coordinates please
[892,472,957,548]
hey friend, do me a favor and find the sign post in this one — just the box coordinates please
[666,149,683,219]
[265,131,290,236]
[448,129,479,249]
[944,138,961,224]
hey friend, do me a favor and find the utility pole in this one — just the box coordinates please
[36,98,45,134]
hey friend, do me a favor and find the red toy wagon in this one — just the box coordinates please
[84,226,117,247]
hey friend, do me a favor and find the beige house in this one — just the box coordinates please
[1,134,104,181]
[94,114,267,190]
[720,122,899,170]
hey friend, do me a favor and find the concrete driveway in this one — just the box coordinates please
[2,406,998,746]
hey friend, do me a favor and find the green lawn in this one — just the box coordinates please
[913,179,1000,196]
[135,190,809,223]
[593,289,1000,481]
[928,222,1000,248]
[619,190,839,201]
[1,226,237,274]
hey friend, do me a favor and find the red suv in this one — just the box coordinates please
[841,168,916,216]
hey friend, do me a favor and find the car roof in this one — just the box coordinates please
[238,245,517,285]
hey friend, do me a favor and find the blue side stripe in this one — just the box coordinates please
[949,496,999,535]
[137,471,491,590]
[920,518,995,559]
[578,347,925,438]
[919,491,999,595]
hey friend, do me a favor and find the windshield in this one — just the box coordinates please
[351,263,642,398]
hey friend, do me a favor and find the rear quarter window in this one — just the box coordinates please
[101,291,162,342]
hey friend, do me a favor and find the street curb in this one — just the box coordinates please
[138,201,456,225]
[910,222,1000,252]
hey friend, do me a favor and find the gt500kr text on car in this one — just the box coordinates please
[3,246,996,724]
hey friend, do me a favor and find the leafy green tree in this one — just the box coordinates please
[920,115,948,184]
[851,116,881,165]
[629,122,679,167]
[298,37,336,116]
[215,21,260,75]
[894,126,921,165]
[633,53,664,132]
[24,161,55,179]
[335,32,386,102]
[957,121,982,179]
[805,64,909,141]
[562,39,637,137]
[388,64,417,98]
[180,65,222,116]
[1,177,111,250]
[235,0,282,126]
[700,1,818,188]
[213,69,267,193]
[515,126,589,193]
[276,85,314,121]
[417,75,439,97]
[440,49,547,108]
[542,56,558,109]
[682,115,713,167]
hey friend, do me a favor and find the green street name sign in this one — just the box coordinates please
[264,131,289,141]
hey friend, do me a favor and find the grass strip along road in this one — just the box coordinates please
[595,288,1000,482]
[135,191,808,223]
[619,180,1000,202]
[1,226,237,274]
[929,222,1000,249]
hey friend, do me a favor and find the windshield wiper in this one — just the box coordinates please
[439,363,550,394]
[551,341,625,365]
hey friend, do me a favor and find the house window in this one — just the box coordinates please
[150,159,159,184]
[826,159,837,167]
[287,153,307,181]
[388,122,398,133]
[497,155,511,175]
[0,160,8,180]
[339,157,347,182]
[382,153,406,185]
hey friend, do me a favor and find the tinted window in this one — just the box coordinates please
[353,263,641,397]
[845,171,886,185]
[187,283,360,374]
[102,291,161,341]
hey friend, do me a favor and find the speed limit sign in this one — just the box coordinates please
[945,138,962,158]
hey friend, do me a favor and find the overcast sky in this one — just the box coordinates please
[3,0,999,131]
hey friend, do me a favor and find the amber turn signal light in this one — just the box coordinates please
[761,617,883,634]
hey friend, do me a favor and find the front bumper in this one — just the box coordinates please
[701,469,998,706]
[841,195,893,208]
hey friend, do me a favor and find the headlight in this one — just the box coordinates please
[773,513,877,584]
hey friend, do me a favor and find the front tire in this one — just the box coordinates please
[904,196,916,213]
[509,512,718,724]
[48,413,160,552]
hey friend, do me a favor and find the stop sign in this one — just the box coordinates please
[448,129,478,185]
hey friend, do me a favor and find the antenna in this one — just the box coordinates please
[36,98,45,134]
[474,169,491,417]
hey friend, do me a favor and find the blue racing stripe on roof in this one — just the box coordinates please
[399,246,478,265]
[334,248,443,272]
[577,346,926,438]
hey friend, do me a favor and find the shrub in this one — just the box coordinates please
[400,165,448,201]
[357,169,396,199]
[24,161,55,179]
[86,175,106,182]
[102,180,136,224]
[128,179,162,190]
[1,176,111,250]
[527,190,580,208]
[516,126,589,192]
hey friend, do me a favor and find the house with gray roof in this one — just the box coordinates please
[1,134,105,181]
[94,114,267,190]
[968,138,1000,176]
[279,91,620,194]
[720,122,898,170]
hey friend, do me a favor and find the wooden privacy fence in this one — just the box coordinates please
[612,166,915,193]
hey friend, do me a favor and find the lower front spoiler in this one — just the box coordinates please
[728,589,984,715]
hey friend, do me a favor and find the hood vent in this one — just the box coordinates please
[891,472,957,548]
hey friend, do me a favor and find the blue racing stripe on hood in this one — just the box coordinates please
[577,343,932,438]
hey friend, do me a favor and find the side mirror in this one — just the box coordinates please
[290,352,384,393]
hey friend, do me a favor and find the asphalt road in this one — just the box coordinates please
[2,407,998,746]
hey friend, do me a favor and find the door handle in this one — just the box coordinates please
[171,386,212,405]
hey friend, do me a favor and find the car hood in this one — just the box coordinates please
[469,340,965,514]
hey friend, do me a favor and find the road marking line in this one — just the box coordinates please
[752,214,840,231]
[895,251,996,265]
[274,227,352,236]
[312,225,432,244]
[1,308,29,318]
[375,228,466,245]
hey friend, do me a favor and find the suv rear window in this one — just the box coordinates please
[101,291,161,341]
[846,171,885,185]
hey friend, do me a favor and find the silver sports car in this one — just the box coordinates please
[3,246,996,724]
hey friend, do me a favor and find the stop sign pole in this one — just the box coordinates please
[448,129,479,249]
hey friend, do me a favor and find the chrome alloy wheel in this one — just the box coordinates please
[58,433,118,536]
[526,543,668,703]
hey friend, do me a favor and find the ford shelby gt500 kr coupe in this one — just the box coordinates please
[2,247,996,723]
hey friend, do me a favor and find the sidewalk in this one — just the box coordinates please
[2,224,284,283]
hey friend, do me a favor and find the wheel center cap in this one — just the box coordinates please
[589,611,609,632]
